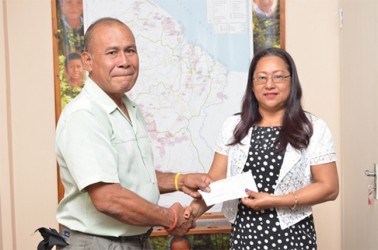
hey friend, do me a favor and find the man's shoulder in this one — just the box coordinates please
[60,92,91,116]
[58,91,109,127]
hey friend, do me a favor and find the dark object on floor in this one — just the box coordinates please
[35,227,69,250]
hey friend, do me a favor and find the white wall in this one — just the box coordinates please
[286,1,341,249]
[0,0,59,249]
[0,0,342,248]
[0,1,14,249]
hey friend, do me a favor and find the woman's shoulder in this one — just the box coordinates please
[305,111,325,124]
[222,114,241,128]
[305,112,328,127]
[224,114,241,123]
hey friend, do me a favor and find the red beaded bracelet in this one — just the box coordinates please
[166,208,178,231]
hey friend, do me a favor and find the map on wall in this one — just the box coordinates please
[84,0,253,209]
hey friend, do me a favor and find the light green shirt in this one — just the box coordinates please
[56,78,159,237]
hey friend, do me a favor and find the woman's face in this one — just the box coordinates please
[252,55,291,115]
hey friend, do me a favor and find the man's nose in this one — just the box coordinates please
[118,53,130,66]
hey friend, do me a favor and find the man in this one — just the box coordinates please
[253,0,276,18]
[169,236,192,250]
[59,0,84,54]
[64,52,84,87]
[56,17,210,249]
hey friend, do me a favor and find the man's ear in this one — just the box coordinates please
[81,52,93,72]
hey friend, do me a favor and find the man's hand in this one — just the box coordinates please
[166,203,196,236]
[179,173,213,198]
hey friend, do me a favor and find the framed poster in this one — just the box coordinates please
[51,0,86,200]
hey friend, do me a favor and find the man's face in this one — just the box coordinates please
[254,0,274,13]
[66,58,84,84]
[61,0,83,21]
[171,240,191,250]
[82,23,139,98]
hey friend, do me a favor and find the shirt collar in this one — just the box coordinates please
[83,78,135,115]
[255,7,273,17]
[62,16,83,31]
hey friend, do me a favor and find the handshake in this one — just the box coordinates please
[162,173,213,236]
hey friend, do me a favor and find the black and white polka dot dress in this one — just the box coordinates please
[230,126,317,250]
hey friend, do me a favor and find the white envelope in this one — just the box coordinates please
[199,170,258,206]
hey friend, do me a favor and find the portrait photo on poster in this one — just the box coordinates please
[251,0,285,54]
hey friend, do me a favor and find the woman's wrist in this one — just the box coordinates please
[290,192,298,210]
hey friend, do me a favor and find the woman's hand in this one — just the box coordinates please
[241,189,274,210]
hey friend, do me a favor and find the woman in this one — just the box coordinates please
[189,47,339,249]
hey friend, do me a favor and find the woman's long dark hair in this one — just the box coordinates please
[230,47,313,151]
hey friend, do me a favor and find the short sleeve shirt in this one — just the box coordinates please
[55,78,159,237]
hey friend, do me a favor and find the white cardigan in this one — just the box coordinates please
[216,113,336,229]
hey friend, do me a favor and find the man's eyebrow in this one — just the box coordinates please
[104,45,137,50]
[125,45,137,50]
[104,46,120,51]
